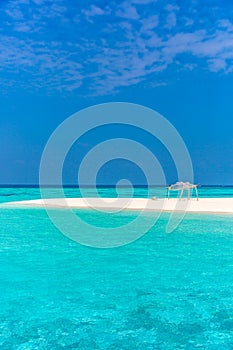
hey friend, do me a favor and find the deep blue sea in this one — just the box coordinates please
[0,187,233,349]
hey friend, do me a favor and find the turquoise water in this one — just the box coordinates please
[0,186,233,204]
[0,187,233,349]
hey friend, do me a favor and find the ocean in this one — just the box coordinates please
[0,187,233,349]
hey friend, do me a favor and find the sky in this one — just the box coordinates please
[0,0,233,185]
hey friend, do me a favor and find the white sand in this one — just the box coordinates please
[2,197,233,214]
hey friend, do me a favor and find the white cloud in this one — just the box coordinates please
[0,35,84,92]
[116,2,139,20]
[5,8,24,20]
[218,19,233,31]
[141,15,159,31]
[165,12,177,29]
[184,18,194,27]
[165,4,179,12]
[82,5,106,18]
[208,58,226,72]
[14,24,31,32]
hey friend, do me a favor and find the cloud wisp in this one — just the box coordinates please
[0,0,233,95]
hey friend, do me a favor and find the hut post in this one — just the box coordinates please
[167,186,170,200]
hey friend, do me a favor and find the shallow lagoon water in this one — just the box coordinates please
[0,188,233,349]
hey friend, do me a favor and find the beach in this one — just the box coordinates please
[3,197,233,214]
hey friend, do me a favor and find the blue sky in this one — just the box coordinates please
[0,0,233,185]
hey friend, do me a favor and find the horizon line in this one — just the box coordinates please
[0,184,233,188]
